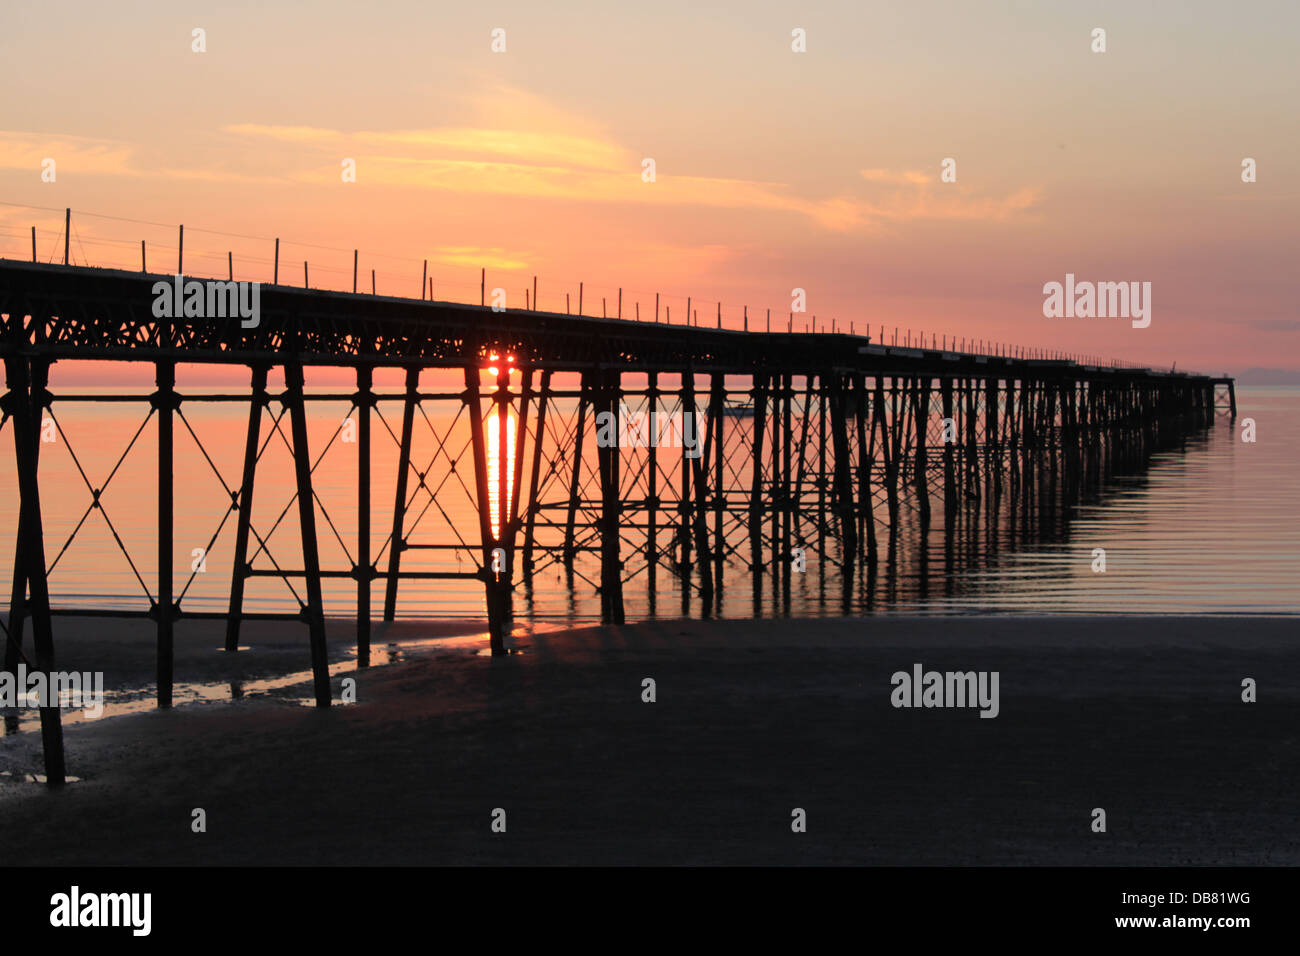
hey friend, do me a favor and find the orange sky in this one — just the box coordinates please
[1,0,1297,376]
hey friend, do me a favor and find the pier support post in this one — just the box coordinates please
[225,364,268,652]
[794,376,813,550]
[875,378,899,531]
[965,379,980,504]
[4,353,65,785]
[1007,378,1020,496]
[383,368,418,621]
[768,375,783,607]
[596,370,625,624]
[780,373,793,603]
[521,369,551,578]
[1046,383,1059,506]
[564,375,590,568]
[645,371,659,603]
[985,377,1001,503]
[711,373,726,600]
[503,364,530,623]
[941,376,956,521]
[4,358,47,679]
[853,373,877,565]
[679,373,693,610]
[748,373,768,576]
[828,372,858,562]
[1061,381,1077,503]
[155,360,177,708]
[285,363,332,707]
[356,366,372,666]
[1021,377,1034,510]
[683,369,714,614]
[465,365,506,653]
[914,377,931,528]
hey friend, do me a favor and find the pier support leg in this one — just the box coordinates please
[768,376,783,608]
[465,366,507,653]
[816,377,826,563]
[596,370,625,624]
[965,379,980,504]
[563,376,589,569]
[645,372,659,606]
[155,361,177,709]
[853,374,877,566]
[780,374,793,604]
[794,376,812,553]
[383,368,418,621]
[711,373,725,601]
[680,374,693,612]
[941,377,956,521]
[502,365,529,623]
[225,364,268,652]
[986,377,1001,505]
[914,377,931,528]
[286,363,331,707]
[1007,379,1020,498]
[684,370,713,614]
[4,354,65,784]
[4,359,47,681]
[521,370,551,579]
[828,372,858,562]
[749,373,768,591]
[356,366,372,666]
[875,379,899,532]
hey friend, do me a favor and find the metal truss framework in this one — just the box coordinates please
[0,260,1232,784]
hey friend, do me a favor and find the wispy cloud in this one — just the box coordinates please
[0,130,282,185]
[859,167,1042,223]
[226,123,626,171]
[220,85,1028,231]
[860,168,933,185]
[430,245,530,271]
[3,91,1042,236]
[0,131,134,176]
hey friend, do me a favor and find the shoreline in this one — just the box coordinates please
[1,614,1296,865]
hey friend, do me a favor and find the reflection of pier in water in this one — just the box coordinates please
[0,258,1234,784]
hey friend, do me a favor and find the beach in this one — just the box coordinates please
[1,614,1295,866]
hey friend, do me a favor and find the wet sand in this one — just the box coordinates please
[1,615,1296,865]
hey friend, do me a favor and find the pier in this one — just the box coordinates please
[1,256,1234,785]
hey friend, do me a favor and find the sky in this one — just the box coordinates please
[1,0,1297,377]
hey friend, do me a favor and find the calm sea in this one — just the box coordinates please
[2,383,1295,621]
